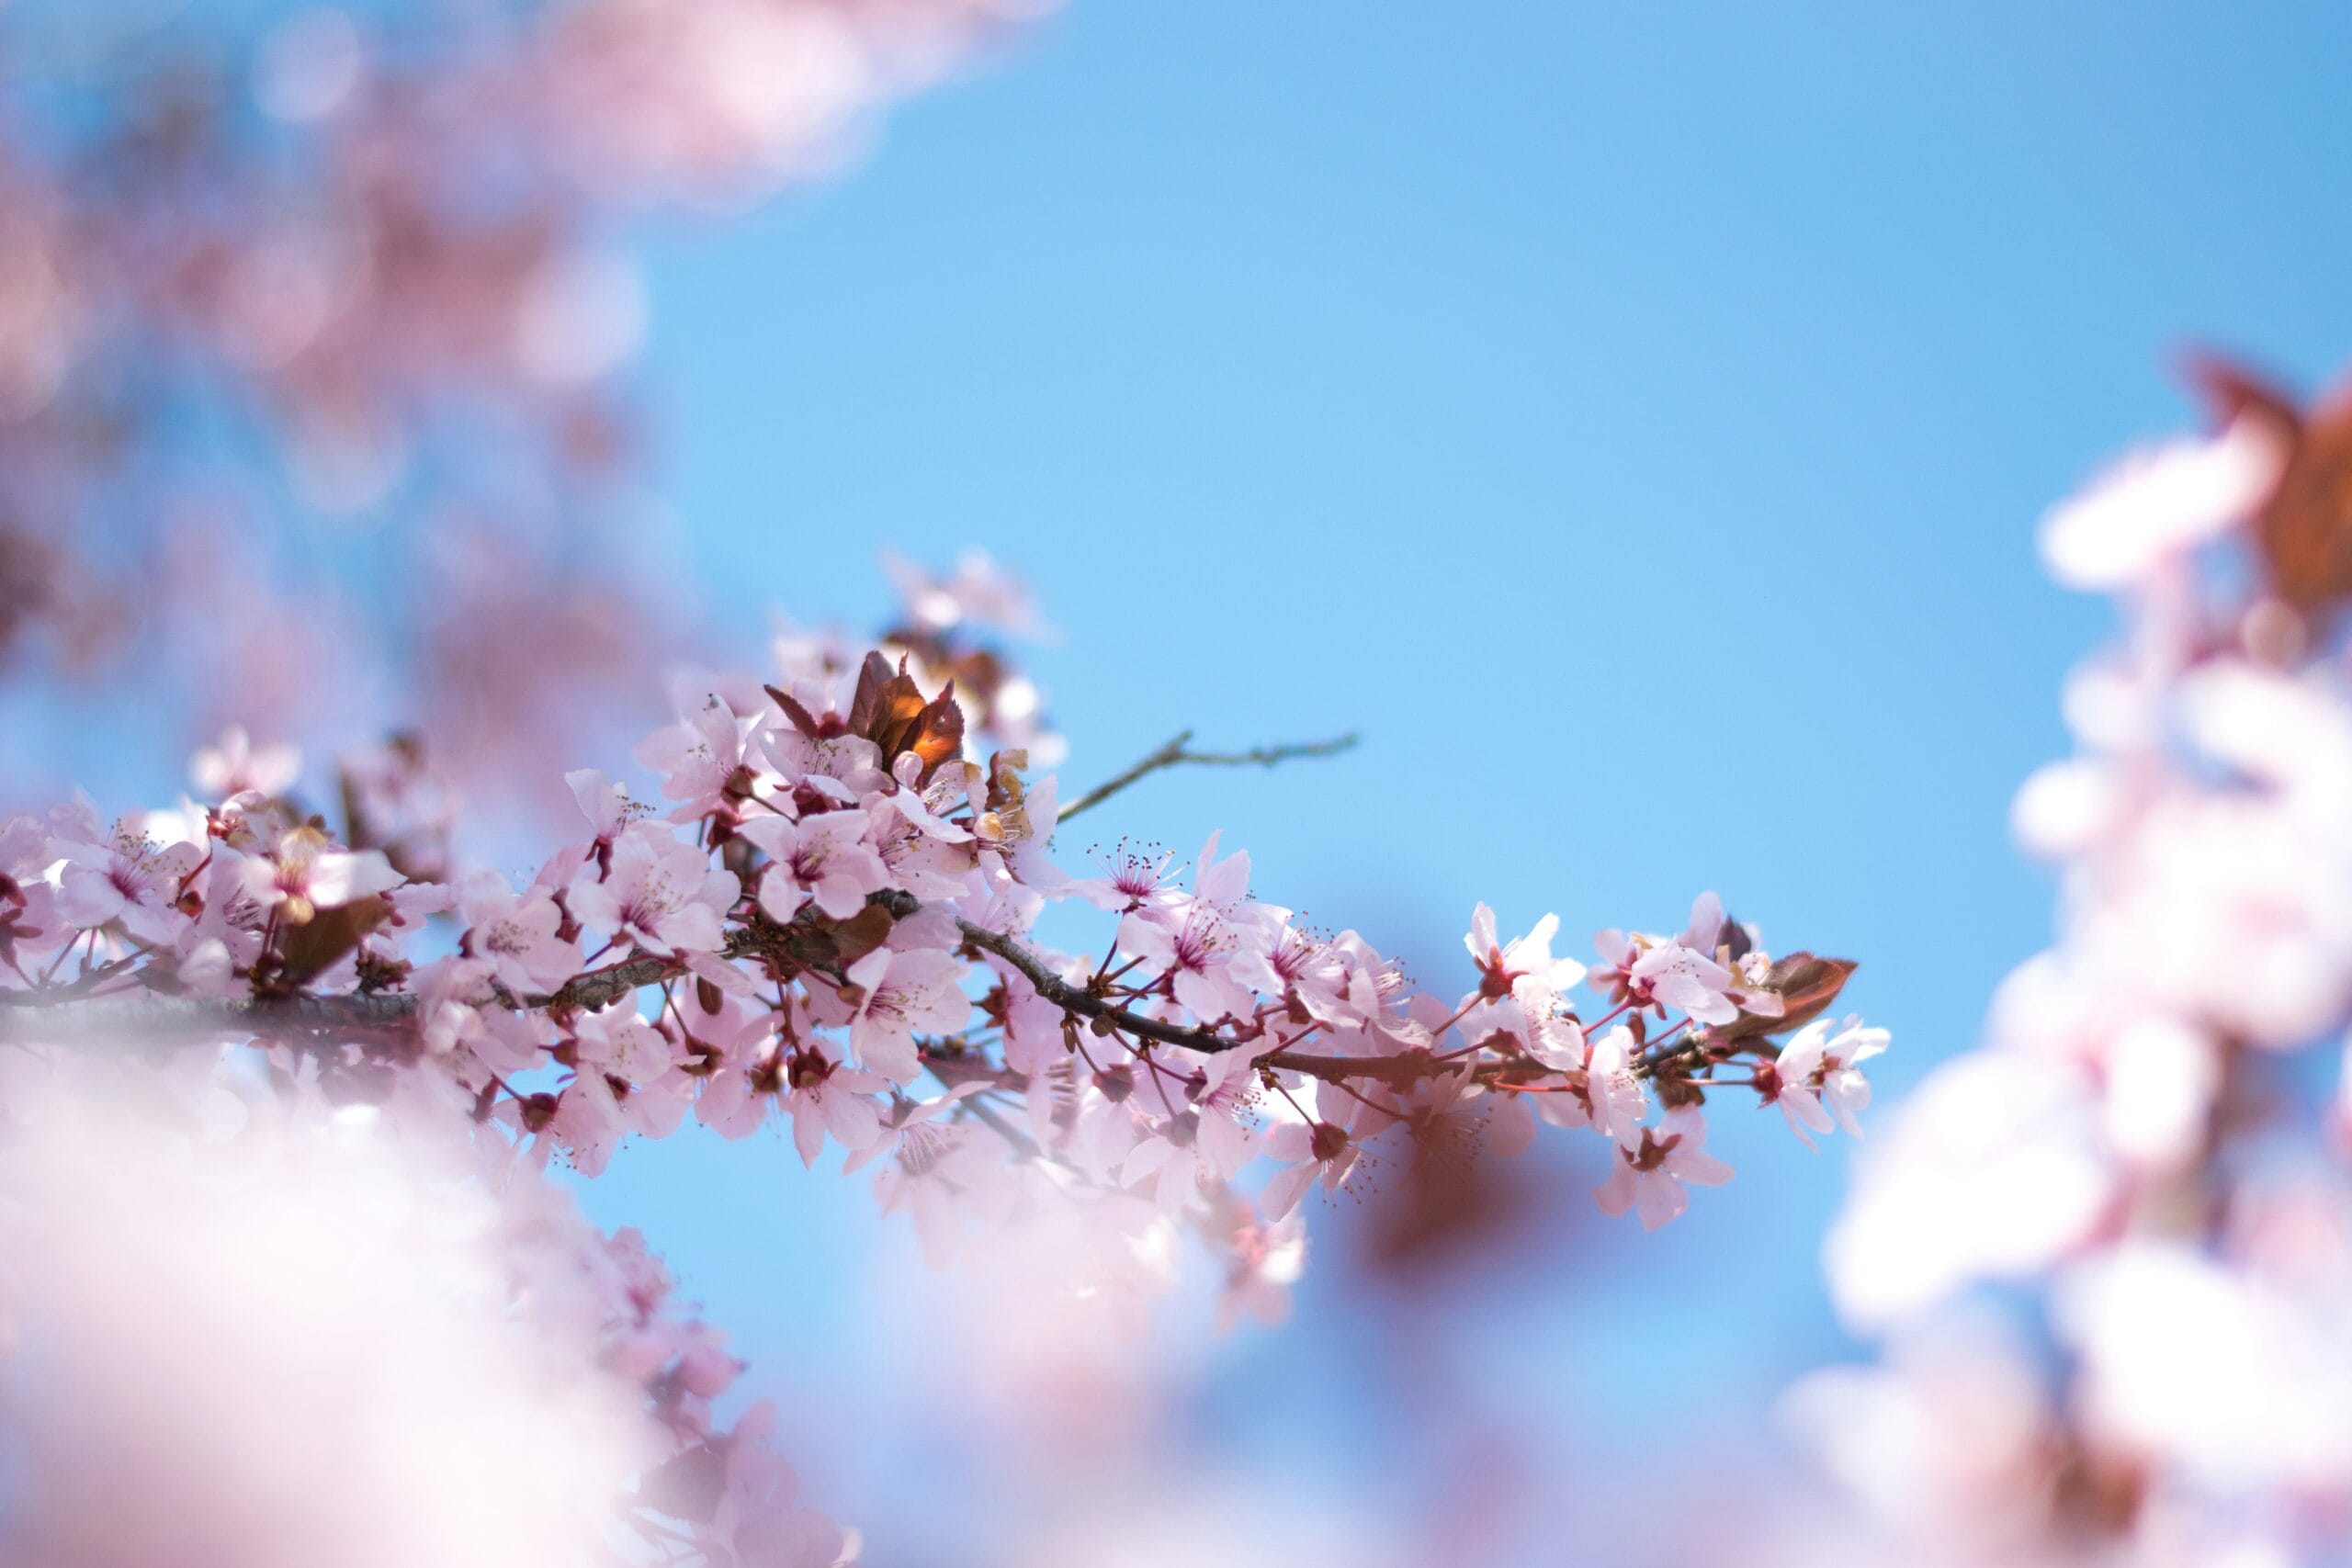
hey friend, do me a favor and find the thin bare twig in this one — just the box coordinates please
[1054,728,1360,824]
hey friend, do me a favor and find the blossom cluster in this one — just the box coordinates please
[1787,362,2352,1566]
[0,1071,848,1567]
[1,650,1882,1257]
[0,557,1883,1551]
[0,545,1871,1551]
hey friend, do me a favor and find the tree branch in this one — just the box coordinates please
[949,914,1247,1055]
[3,891,1717,1100]
[1055,728,1360,824]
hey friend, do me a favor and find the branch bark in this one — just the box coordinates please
[1055,728,1359,824]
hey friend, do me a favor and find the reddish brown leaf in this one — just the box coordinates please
[2188,354,2352,618]
[843,650,896,739]
[763,683,825,739]
[846,650,964,784]
[1715,953,1858,1043]
[832,902,896,968]
[277,895,390,987]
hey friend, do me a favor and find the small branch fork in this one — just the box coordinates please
[1053,728,1360,824]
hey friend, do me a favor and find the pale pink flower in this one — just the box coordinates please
[1185,1048,1263,1178]
[1124,1053,1261,1213]
[1594,1106,1733,1229]
[1769,1014,1890,1147]
[1215,1206,1307,1330]
[572,1004,678,1086]
[843,945,969,1083]
[568,821,737,954]
[885,546,1042,636]
[1464,901,1588,999]
[782,1043,888,1168]
[637,692,759,820]
[0,816,62,973]
[190,725,300,799]
[551,1042,689,1177]
[51,816,205,945]
[458,873,582,997]
[1121,899,1259,1024]
[412,955,550,1077]
[1546,1022,1647,1151]
[762,720,887,801]
[872,1118,1008,1267]
[1262,1116,1363,1221]
[841,1080,987,1175]
[1628,940,1738,1025]
[173,851,274,994]
[1119,835,1265,1023]
[1233,917,1351,1020]
[1066,838,1182,912]
[236,826,401,926]
[738,807,890,921]
[566,767,635,844]
[2039,417,2281,591]
[696,1402,854,1568]
[864,795,976,900]
[695,1042,786,1142]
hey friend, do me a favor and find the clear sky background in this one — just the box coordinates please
[552,6,2352,1562]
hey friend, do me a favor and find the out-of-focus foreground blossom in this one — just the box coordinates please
[0,0,1048,802]
[0,1065,851,1568]
[1783,359,2352,1567]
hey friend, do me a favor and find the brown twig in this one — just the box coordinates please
[1054,728,1360,824]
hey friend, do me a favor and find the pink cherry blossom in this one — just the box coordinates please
[782,1043,888,1168]
[0,817,62,974]
[1464,902,1588,1000]
[695,1402,854,1568]
[637,692,760,820]
[2038,417,2282,591]
[1594,1106,1733,1230]
[1544,1023,1647,1151]
[236,826,402,926]
[1214,1205,1307,1330]
[51,816,204,945]
[1768,1015,1890,1147]
[1263,1115,1364,1221]
[842,1081,988,1175]
[566,767,637,845]
[190,726,301,800]
[458,874,582,998]
[1067,838,1183,912]
[568,821,738,954]
[843,945,969,1083]
[738,808,891,921]
[1626,940,1738,1026]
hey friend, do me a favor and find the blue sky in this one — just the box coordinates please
[566,5,2352,1561]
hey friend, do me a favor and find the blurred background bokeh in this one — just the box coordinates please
[4,3,2350,1562]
